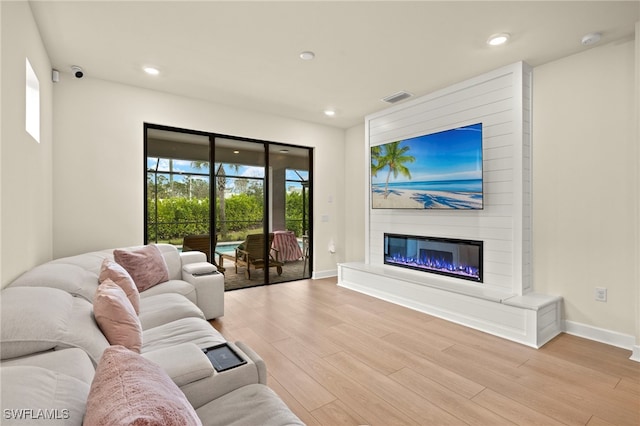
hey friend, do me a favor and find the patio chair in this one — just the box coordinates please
[182,234,225,273]
[302,234,310,277]
[235,233,283,279]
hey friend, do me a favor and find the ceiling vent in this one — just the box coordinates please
[382,91,412,104]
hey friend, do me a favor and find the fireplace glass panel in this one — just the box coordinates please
[384,233,483,283]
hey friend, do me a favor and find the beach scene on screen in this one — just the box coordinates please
[371,123,483,210]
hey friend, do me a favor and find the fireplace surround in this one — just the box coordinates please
[338,62,562,349]
[384,233,483,283]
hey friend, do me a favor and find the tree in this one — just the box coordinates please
[155,175,170,198]
[234,178,248,194]
[190,177,209,199]
[285,191,304,235]
[215,163,240,238]
[373,141,415,199]
[189,162,210,200]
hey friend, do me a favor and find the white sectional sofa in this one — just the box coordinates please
[7,243,224,320]
[0,244,303,425]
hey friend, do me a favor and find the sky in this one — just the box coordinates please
[371,122,483,184]
[147,158,308,188]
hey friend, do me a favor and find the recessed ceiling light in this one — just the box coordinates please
[324,109,336,117]
[143,66,160,75]
[279,149,289,153]
[233,150,240,154]
[487,33,510,46]
[299,51,315,61]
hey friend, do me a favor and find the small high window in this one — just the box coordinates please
[25,58,40,143]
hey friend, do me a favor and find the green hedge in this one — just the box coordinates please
[147,197,210,241]
[148,192,306,241]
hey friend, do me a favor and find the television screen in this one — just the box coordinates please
[371,122,483,210]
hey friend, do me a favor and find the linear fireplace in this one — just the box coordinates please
[384,233,483,283]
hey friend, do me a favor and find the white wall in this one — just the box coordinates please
[0,1,53,287]
[1,0,3,286]
[533,39,638,339]
[52,76,345,277]
[344,123,366,262]
[635,22,640,360]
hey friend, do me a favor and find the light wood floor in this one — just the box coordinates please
[211,278,640,426]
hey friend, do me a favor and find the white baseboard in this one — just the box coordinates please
[312,269,337,279]
[631,345,640,362]
[563,320,637,361]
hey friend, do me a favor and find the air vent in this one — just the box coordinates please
[382,91,412,104]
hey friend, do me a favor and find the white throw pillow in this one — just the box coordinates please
[0,286,110,364]
[0,287,73,359]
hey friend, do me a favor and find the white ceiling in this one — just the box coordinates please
[30,1,639,129]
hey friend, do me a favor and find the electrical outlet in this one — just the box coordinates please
[595,287,607,302]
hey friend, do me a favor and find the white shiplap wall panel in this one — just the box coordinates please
[370,100,515,148]
[366,62,533,295]
[369,73,515,135]
[484,169,514,185]
[487,156,517,172]
[485,249,514,265]
[370,82,515,140]
[484,145,514,161]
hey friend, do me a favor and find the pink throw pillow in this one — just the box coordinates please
[93,280,142,353]
[99,258,140,314]
[114,245,169,292]
[84,345,202,426]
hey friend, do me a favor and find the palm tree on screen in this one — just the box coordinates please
[374,141,415,199]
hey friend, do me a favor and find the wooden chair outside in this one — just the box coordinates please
[302,234,310,277]
[235,233,283,279]
[182,234,225,273]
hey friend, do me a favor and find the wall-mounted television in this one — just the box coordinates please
[371,122,483,210]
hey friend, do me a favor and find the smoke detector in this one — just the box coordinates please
[581,32,602,46]
[299,51,315,60]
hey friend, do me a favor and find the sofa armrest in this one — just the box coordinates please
[234,340,267,384]
[179,341,263,409]
[183,262,217,275]
[182,265,224,319]
[180,250,207,265]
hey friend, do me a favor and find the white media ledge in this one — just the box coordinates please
[337,262,562,348]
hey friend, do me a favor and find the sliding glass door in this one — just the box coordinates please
[213,138,267,289]
[144,124,312,291]
[146,127,212,254]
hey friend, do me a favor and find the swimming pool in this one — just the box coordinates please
[215,240,303,255]
[215,242,243,255]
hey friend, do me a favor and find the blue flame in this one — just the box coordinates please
[386,252,479,280]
